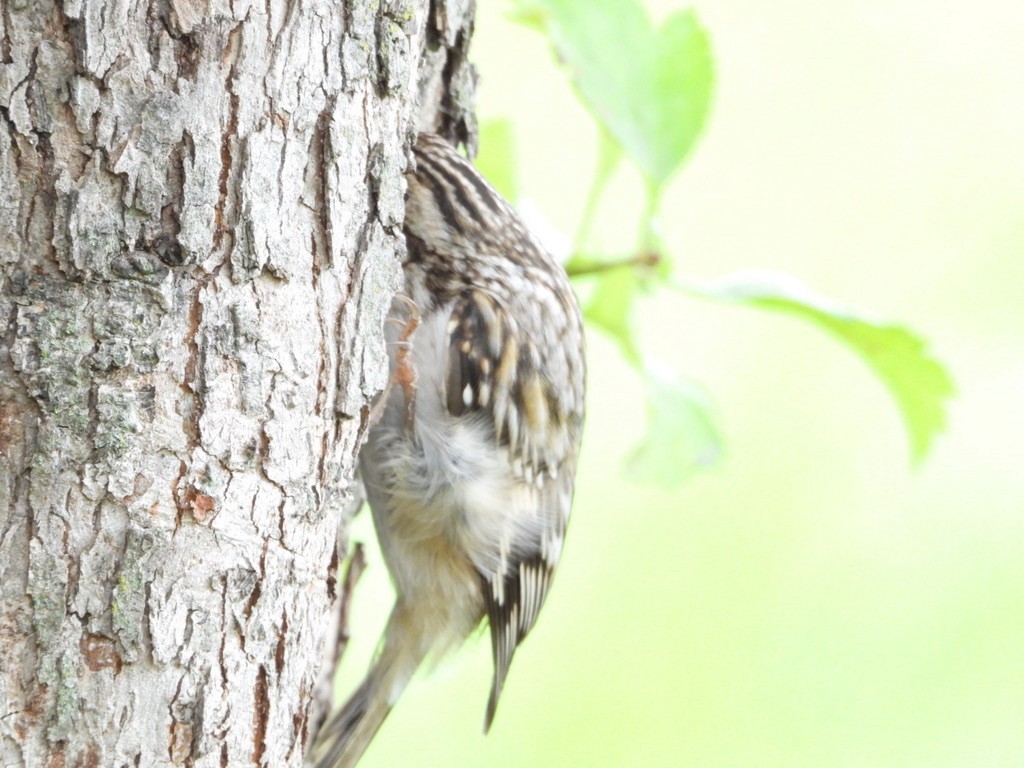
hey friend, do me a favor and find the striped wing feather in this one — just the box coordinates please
[445,290,573,730]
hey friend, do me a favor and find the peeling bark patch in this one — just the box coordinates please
[168,720,193,765]
[187,489,215,523]
[252,665,269,765]
[80,633,122,673]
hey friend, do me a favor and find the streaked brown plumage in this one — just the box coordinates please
[310,134,585,768]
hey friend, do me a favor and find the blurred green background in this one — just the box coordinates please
[338,1,1024,765]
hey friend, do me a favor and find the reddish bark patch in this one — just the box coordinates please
[178,483,216,525]
[187,490,215,523]
[74,745,99,768]
[169,721,193,765]
[15,685,48,739]
[81,633,122,673]
[45,745,65,768]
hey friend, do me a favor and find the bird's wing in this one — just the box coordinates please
[445,288,582,729]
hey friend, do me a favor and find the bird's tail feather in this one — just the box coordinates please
[310,670,393,768]
[310,607,425,768]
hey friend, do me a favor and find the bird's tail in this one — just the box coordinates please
[309,607,426,768]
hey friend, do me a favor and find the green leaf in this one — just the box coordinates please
[516,0,714,187]
[627,363,724,485]
[583,266,642,366]
[474,118,519,202]
[585,269,723,486]
[678,271,955,463]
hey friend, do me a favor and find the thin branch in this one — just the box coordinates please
[566,251,663,278]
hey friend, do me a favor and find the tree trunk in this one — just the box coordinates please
[0,1,476,765]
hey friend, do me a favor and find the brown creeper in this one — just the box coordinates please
[310,134,586,768]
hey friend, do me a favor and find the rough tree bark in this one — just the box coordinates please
[0,0,476,765]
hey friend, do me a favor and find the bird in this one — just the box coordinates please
[310,133,586,768]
